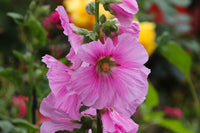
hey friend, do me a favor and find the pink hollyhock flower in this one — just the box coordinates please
[56,6,83,54]
[110,0,138,26]
[40,93,81,133]
[12,95,28,118]
[101,108,139,133]
[68,33,150,116]
[164,106,183,119]
[42,54,81,120]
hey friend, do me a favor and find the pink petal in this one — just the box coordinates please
[40,93,81,133]
[42,54,71,96]
[66,48,82,69]
[113,33,149,65]
[40,119,81,133]
[101,109,139,133]
[110,0,138,26]
[56,6,82,53]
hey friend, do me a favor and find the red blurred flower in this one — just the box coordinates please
[176,6,189,14]
[49,44,67,58]
[164,106,183,119]
[12,95,29,118]
[189,1,200,35]
[43,11,61,30]
[148,3,165,23]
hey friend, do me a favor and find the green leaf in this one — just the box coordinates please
[158,41,192,80]
[144,111,164,122]
[145,82,159,109]
[157,119,194,133]
[7,12,23,25]
[24,18,46,49]
[0,120,14,132]
[0,67,23,85]
[86,32,98,41]
[13,50,25,62]
[12,118,40,132]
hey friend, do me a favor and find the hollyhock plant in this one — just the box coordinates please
[110,0,138,26]
[101,108,139,133]
[67,33,150,116]
[40,93,81,133]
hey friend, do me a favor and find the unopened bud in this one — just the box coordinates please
[103,3,115,15]
[102,21,119,38]
[100,14,107,24]
[86,2,95,15]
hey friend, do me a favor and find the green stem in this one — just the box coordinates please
[97,110,102,133]
[95,0,100,38]
[188,79,200,132]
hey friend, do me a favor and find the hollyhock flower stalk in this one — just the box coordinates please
[40,0,150,132]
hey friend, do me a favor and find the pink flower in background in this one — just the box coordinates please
[43,11,62,30]
[164,106,183,119]
[101,108,139,133]
[40,93,81,133]
[110,0,138,26]
[12,95,28,118]
[68,33,150,116]
[49,44,67,58]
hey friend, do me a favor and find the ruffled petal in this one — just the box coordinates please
[40,119,81,133]
[40,93,81,133]
[56,6,82,53]
[113,33,149,65]
[101,109,139,133]
[42,54,71,96]
[66,48,82,69]
[110,0,138,26]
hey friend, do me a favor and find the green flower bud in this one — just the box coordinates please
[86,1,96,15]
[100,14,107,24]
[102,21,119,38]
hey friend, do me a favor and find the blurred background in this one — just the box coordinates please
[0,0,200,133]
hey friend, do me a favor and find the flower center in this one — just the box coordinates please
[97,57,116,73]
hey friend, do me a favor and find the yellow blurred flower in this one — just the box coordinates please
[139,22,157,56]
[63,0,112,30]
